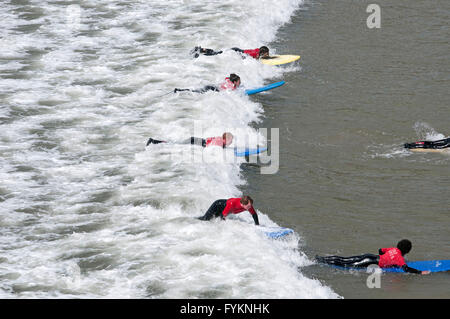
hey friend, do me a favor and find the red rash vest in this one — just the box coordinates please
[378,247,406,268]
[243,48,260,59]
[221,198,257,218]
[205,136,225,147]
[219,77,238,90]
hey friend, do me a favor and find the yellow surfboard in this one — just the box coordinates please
[260,55,300,66]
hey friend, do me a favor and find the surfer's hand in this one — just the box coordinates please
[421,271,431,275]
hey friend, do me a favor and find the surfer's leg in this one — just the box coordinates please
[191,46,223,57]
[349,254,379,267]
[146,138,165,146]
[231,47,245,53]
[201,48,223,56]
[174,88,192,93]
[198,199,227,221]
[428,138,450,149]
[192,85,219,93]
[190,46,201,58]
[317,254,379,268]
[191,137,206,147]
[180,137,206,147]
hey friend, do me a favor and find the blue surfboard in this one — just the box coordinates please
[262,227,294,239]
[318,259,450,273]
[383,260,450,273]
[245,81,285,95]
[234,147,267,157]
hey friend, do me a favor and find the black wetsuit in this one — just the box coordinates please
[190,46,245,58]
[146,137,206,147]
[174,85,219,94]
[198,199,227,221]
[404,137,450,149]
[315,254,380,268]
[316,250,422,274]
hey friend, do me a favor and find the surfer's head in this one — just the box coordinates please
[240,195,253,210]
[222,132,233,146]
[397,239,412,255]
[229,73,241,88]
[258,46,269,58]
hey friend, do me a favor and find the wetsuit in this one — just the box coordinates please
[198,198,260,225]
[404,137,450,149]
[191,46,260,59]
[173,77,237,94]
[316,247,422,274]
[316,254,380,268]
[146,136,226,148]
[190,47,223,58]
[173,86,219,94]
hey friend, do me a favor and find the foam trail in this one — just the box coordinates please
[413,122,446,141]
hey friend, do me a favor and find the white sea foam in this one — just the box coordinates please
[0,0,338,298]
[413,121,446,141]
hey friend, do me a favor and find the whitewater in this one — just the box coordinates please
[0,0,338,298]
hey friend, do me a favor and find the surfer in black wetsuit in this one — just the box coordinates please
[316,240,430,274]
[146,132,233,148]
[190,46,270,59]
[173,74,241,94]
[404,137,450,150]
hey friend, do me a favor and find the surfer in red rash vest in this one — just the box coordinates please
[146,132,233,148]
[219,73,241,90]
[198,196,260,226]
[191,46,270,59]
[316,239,430,274]
[173,74,240,93]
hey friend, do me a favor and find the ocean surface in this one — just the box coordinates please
[0,0,448,299]
[246,0,449,298]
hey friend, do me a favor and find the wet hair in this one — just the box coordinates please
[222,132,233,148]
[222,132,233,141]
[397,239,412,255]
[240,195,253,206]
[259,46,269,55]
[229,73,240,83]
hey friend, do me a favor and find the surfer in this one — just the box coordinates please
[404,137,450,150]
[191,46,270,59]
[198,196,260,225]
[173,74,241,94]
[146,132,233,148]
[316,239,430,274]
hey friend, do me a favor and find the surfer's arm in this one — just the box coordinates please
[248,206,259,225]
[251,213,259,226]
[401,265,429,274]
[221,201,233,219]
